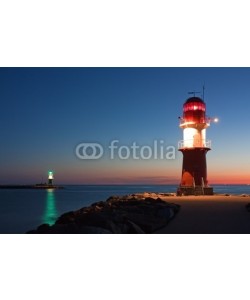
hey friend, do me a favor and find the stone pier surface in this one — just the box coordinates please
[155,195,250,234]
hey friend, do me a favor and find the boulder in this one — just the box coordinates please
[36,223,51,233]
[27,193,180,234]
[79,225,112,234]
[126,220,145,234]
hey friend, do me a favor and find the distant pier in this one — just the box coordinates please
[0,185,64,190]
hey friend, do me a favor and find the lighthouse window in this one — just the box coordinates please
[184,102,205,112]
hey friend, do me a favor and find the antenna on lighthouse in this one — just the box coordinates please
[202,84,205,101]
[188,91,201,97]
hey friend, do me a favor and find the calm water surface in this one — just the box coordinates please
[0,185,249,233]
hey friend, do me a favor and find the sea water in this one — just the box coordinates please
[0,185,250,233]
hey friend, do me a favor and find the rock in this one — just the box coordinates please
[246,203,250,212]
[156,207,174,219]
[26,230,37,234]
[106,196,121,203]
[49,224,69,234]
[27,193,180,234]
[79,225,112,234]
[105,220,123,234]
[66,222,80,233]
[126,220,145,234]
[37,223,51,233]
[56,211,76,224]
[118,223,130,234]
[91,201,106,208]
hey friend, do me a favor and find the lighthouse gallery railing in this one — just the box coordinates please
[178,139,211,149]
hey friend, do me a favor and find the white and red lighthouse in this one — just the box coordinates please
[178,95,216,195]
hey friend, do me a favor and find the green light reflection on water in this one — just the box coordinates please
[43,189,58,225]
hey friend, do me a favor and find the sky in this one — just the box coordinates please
[1,67,250,185]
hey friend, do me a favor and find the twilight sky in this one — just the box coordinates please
[1,67,250,184]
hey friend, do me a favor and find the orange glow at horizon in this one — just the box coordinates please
[208,172,250,185]
[53,165,250,185]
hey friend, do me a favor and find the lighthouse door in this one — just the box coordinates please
[181,171,193,186]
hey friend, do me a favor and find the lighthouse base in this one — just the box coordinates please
[177,186,213,196]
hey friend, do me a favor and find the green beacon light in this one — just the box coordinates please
[48,171,54,185]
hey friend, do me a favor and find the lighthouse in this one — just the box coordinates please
[48,171,54,186]
[178,95,216,195]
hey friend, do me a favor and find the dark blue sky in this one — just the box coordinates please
[1,67,250,184]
